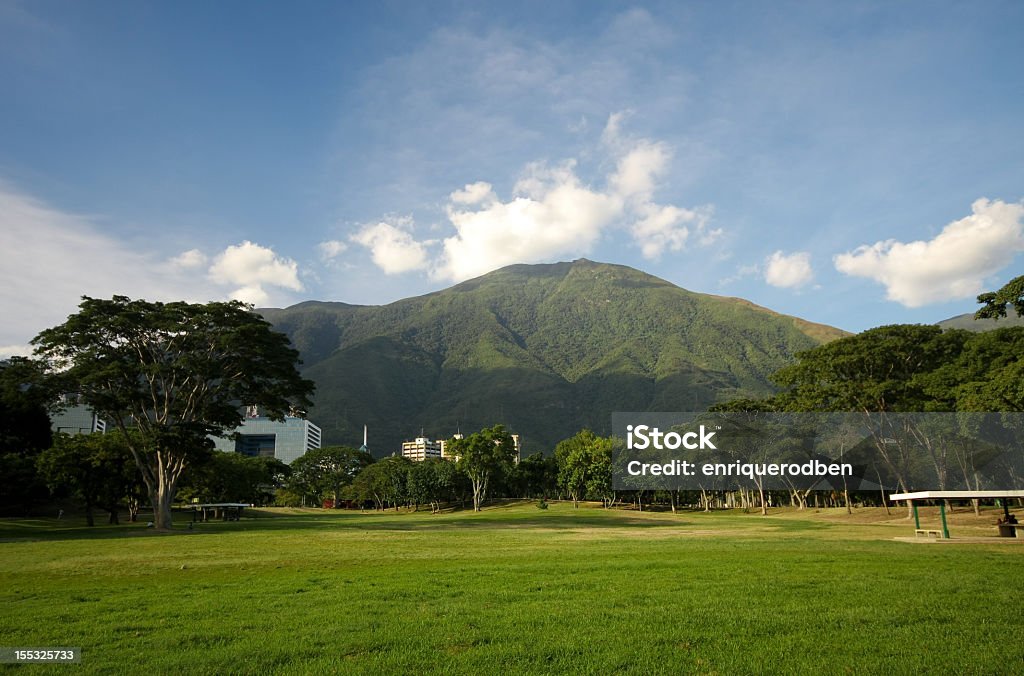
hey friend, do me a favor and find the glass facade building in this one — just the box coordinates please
[50,403,106,435]
[211,415,322,465]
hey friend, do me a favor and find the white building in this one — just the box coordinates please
[401,437,442,461]
[402,432,521,463]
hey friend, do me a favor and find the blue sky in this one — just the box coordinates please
[2,1,1023,354]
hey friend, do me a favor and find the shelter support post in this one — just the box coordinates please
[912,503,920,530]
[939,502,950,539]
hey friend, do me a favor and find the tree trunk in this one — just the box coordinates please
[152,486,175,530]
[128,438,186,531]
[472,479,484,512]
[85,501,95,527]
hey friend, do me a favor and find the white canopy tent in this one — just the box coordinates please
[890,490,1024,539]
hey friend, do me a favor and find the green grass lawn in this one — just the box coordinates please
[1,503,1022,674]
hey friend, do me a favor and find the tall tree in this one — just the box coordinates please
[288,446,373,507]
[555,429,613,508]
[350,455,411,510]
[37,432,140,526]
[447,425,517,511]
[31,296,314,529]
[773,325,965,502]
[975,275,1024,320]
[517,452,558,499]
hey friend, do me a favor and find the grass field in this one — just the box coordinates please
[1,502,1022,674]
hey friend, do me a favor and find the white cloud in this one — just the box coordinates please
[631,204,716,260]
[450,182,497,206]
[353,114,718,281]
[170,248,208,269]
[317,240,348,261]
[601,110,633,148]
[610,140,668,202]
[208,241,303,305]
[351,221,429,274]
[834,198,1024,307]
[0,344,33,359]
[764,250,814,289]
[438,162,622,281]
[0,183,216,347]
[0,183,310,347]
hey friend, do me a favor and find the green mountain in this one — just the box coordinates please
[259,259,849,455]
[937,312,1024,332]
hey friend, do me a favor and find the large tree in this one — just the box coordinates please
[772,325,968,501]
[555,429,613,508]
[349,455,411,510]
[31,296,314,529]
[37,432,140,526]
[446,424,517,511]
[288,445,373,507]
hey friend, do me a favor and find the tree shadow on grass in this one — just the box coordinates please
[0,506,696,542]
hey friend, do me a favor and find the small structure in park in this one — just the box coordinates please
[890,490,1024,539]
[190,503,252,522]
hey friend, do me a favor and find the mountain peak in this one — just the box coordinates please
[262,259,848,454]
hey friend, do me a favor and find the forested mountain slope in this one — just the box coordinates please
[260,259,848,454]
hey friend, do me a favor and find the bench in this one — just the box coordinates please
[915,529,944,538]
[997,523,1020,537]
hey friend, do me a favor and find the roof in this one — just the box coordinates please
[890,490,1024,501]
[191,503,253,508]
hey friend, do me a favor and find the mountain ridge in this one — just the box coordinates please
[937,311,1024,332]
[259,259,849,454]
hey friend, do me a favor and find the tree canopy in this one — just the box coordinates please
[31,296,315,529]
[37,432,141,526]
[446,424,517,511]
[771,324,963,413]
[554,429,613,508]
[288,445,373,507]
[975,274,1024,320]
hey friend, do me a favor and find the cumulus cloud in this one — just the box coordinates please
[450,182,497,206]
[170,248,208,269]
[764,251,814,289]
[317,240,348,261]
[352,114,718,282]
[208,241,303,306]
[834,198,1024,307]
[631,204,719,259]
[609,139,667,200]
[351,221,429,274]
[438,162,621,280]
